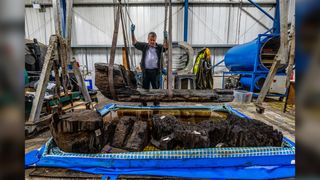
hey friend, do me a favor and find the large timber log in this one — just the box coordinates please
[95,63,138,99]
[151,114,283,149]
[50,109,283,153]
[50,110,104,153]
[95,63,234,102]
[50,111,150,153]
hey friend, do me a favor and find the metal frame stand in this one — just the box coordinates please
[220,33,287,98]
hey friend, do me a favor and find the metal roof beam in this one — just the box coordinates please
[26,1,276,7]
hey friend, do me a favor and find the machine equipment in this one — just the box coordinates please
[221,0,288,96]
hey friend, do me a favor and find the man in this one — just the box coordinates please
[131,24,168,106]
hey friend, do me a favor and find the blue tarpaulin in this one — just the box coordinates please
[25,104,295,179]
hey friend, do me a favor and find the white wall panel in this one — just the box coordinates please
[188,5,275,45]
[25,7,54,44]
[71,5,184,45]
[25,1,292,89]
[72,6,115,45]
[25,3,279,46]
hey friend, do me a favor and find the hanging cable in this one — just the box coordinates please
[123,0,136,70]
[123,0,133,24]
[161,0,169,70]
[157,0,169,89]
[237,0,243,44]
[120,6,130,71]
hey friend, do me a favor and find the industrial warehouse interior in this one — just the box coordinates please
[22,0,300,179]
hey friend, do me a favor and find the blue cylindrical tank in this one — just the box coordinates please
[225,36,284,72]
[225,39,260,71]
[240,75,266,91]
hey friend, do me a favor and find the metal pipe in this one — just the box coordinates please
[247,0,274,21]
[60,0,67,38]
[25,1,276,7]
[183,0,188,42]
[212,59,225,69]
[66,0,73,64]
[273,0,280,34]
[167,0,173,97]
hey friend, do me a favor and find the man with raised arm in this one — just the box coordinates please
[131,24,168,106]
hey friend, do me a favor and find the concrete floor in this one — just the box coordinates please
[25,91,295,179]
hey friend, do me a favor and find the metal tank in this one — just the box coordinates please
[240,75,266,91]
[220,0,290,92]
[224,35,283,72]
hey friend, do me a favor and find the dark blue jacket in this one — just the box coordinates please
[134,42,166,72]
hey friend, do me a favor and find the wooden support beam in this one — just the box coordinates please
[255,53,281,113]
[64,0,91,103]
[122,47,129,70]
[279,0,289,64]
[27,35,58,124]
[52,0,62,36]
[108,4,121,100]
[52,59,61,97]
[109,89,234,102]
[285,26,295,88]
[58,37,69,95]
[255,0,289,113]
[71,59,92,103]
[53,0,69,95]
[66,0,73,48]
[283,25,295,113]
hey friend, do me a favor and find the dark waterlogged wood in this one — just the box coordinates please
[111,116,135,148]
[95,63,234,102]
[151,114,283,149]
[125,120,150,151]
[50,110,104,153]
[50,110,283,153]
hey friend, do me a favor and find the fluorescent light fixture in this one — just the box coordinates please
[32,3,41,9]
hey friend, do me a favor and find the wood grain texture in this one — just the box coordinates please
[95,63,234,102]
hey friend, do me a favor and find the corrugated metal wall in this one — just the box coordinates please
[25,0,294,88]
[25,3,277,45]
